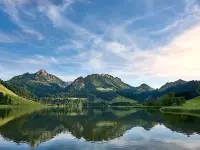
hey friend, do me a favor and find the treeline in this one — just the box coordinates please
[40,98,86,108]
[143,92,186,106]
[0,79,35,100]
[0,92,12,105]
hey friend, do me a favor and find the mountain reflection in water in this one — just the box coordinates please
[0,107,200,150]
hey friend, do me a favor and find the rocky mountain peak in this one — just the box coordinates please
[36,69,48,76]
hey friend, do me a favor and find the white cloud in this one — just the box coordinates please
[38,3,64,27]
[55,0,200,85]
[88,58,104,70]
[76,0,200,83]
[106,42,129,54]
[1,0,200,87]
[62,0,78,11]
[151,23,200,77]
[106,22,200,82]
[51,57,57,62]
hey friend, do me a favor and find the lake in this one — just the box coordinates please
[0,107,200,150]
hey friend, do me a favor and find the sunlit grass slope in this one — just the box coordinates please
[183,96,200,108]
[0,84,39,105]
[160,96,200,116]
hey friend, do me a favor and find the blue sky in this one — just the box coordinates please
[0,0,200,88]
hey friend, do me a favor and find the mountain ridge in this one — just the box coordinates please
[3,70,200,104]
[159,79,187,92]
[62,73,132,99]
[7,69,71,97]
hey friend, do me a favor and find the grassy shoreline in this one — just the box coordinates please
[109,98,200,116]
[111,106,200,116]
[160,107,200,117]
[160,97,200,116]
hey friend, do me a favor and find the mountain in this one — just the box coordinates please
[136,84,154,93]
[116,83,154,101]
[7,71,135,104]
[159,79,187,92]
[117,79,200,102]
[0,83,39,105]
[52,74,136,104]
[7,69,200,104]
[8,69,70,97]
[157,80,200,99]
[63,74,131,97]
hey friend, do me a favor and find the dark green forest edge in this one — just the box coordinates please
[1,69,200,116]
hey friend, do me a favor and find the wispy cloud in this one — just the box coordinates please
[1,0,200,87]
[2,0,44,41]
[151,0,200,35]
[52,0,200,87]
[0,32,19,43]
[122,6,175,28]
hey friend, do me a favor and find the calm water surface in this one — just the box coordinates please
[0,107,200,150]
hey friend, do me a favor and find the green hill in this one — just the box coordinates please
[0,79,34,100]
[160,96,200,116]
[183,97,200,109]
[0,84,39,105]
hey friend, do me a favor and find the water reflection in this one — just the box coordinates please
[0,107,199,150]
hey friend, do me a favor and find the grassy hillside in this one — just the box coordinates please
[0,84,40,105]
[160,97,200,116]
[182,96,200,108]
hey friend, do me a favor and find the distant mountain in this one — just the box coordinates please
[6,69,200,104]
[64,74,132,97]
[70,74,131,90]
[159,79,187,92]
[136,84,154,93]
[157,80,200,99]
[8,69,71,97]
[119,79,200,102]
[51,74,137,104]
[116,83,154,101]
